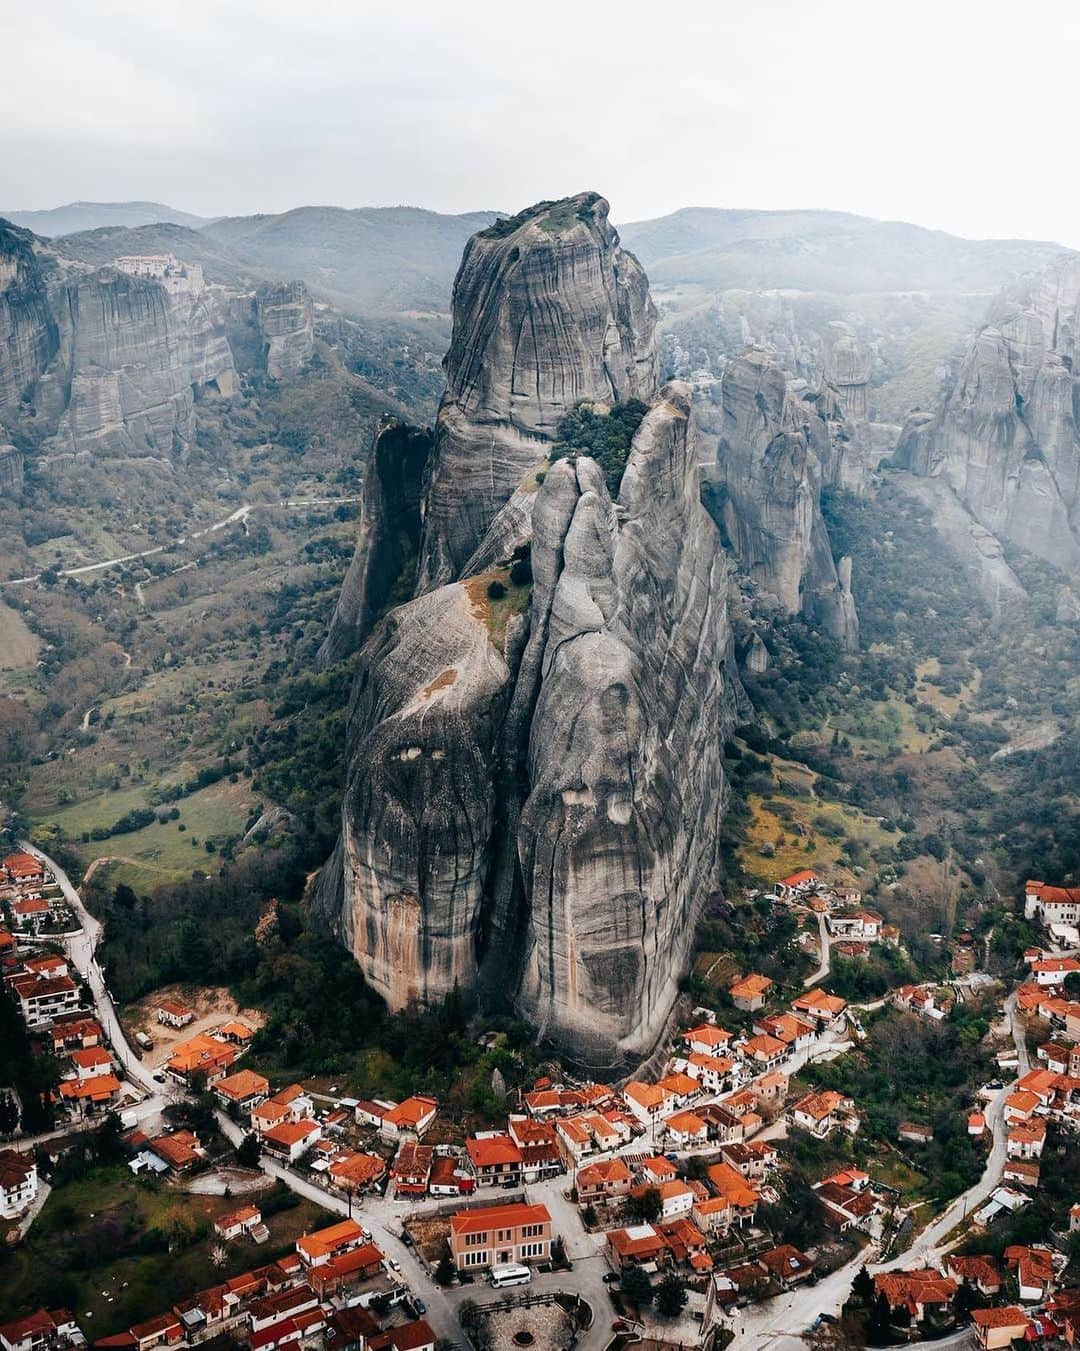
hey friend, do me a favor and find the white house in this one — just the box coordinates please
[0,1150,37,1219]
[1026,882,1080,926]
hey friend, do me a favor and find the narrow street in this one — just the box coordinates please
[802,911,831,988]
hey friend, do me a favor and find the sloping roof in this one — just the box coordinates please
[449,1202,550,1236]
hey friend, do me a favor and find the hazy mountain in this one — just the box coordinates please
[0,200,213,237]
[619,207,1072,294]
[49,222,256,288]
[201,205,500,316]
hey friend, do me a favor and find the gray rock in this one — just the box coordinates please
[515,385,738,1068]
[701,348,859,649]
[1056,585,1080,623]
[0,221,57,415]
[897,474,1028,622]
[896,254,1080,570]
[318,418,435,668]
[0,442,23,493]
[317,197,744,1069]
[745,632,769,674]
[256,280,314,378]
[417,193,657,589]
[42,267,234,461]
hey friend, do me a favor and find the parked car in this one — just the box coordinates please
[413,1299,426,1315]
[602,1273,620,1284]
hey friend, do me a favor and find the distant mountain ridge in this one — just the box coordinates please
[0,200,214,237]
[619,206,1073,294]
[201,205,500,316]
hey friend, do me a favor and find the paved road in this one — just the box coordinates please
[802,912,831,989]
[19,841,160,1097]
[736,1240,881,1348]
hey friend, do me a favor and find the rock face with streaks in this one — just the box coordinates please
[417,192,657,589]
[47,266,235,459]
[514,386,738,1063]
[700,348,859,648]
[256,280,314,378]
[896,255,1080,571]
[0,221,57,415]
[316,195,741,1069]
[0,441,23,492]
[318,418,435,667]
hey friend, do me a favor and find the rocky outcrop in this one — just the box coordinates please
[47,267,235,459]
[317,196,740,1069]
[318,418,435,667]
[256,280,314,378]
[823,321,871,420]
[0,442,23,492]
[515,386,737,1064]
[896,255,1080,571]
[700,349,859,648]
[0,221,57,414]
[417,193,657,589]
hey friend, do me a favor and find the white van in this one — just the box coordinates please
[489,1263,532,1289]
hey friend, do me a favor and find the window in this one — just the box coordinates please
[519,1242,546,1259]
[463,1250,487,1267]
[521,1224,545,1238]
[464,1231,485,1246]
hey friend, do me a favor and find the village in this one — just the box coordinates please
[4,849,1080,1351]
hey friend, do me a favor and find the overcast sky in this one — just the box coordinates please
[3,0,1078,244]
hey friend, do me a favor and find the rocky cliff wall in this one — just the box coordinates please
[256,280,314,378]
[0,442,23,492]
[46,269,235,459]
[0,222,57,415]
[896,255,1080,572]
[515,385,737,1065]
[417,193,657,589]
[699,349,858,648]
[316,196,741,1069]
[318,418,435,667]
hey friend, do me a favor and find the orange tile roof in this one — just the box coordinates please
[779,869,819,887]
[665,1110,706,1134]
[263,1119,319,1148]
[707,1161,759,1208]
[58,1073,121,1101]
[328,1152,385,1186]
[744,1034,786,1059]
[215,1068,270,1101]
[624,1081,669,1111]
[793,988,847,1015]
[297,1219,364,1261]
[730,973,773,999]
[972,1306,1029,1329]
[577,1158,630,1188]
[465,1134,522,1168]
[449,1202,550,1236]
[384,1095,437,1129]
[218,1020,254,1039]
[684,1023,731,1047]
[165,1033,235,1074]
[70,1047,111,1069]
[656,1072,698,1097]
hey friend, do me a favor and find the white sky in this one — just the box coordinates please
[3,0,1078,244]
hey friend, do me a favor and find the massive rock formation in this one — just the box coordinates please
[417,193,657,590]
[896,255,1080,572]
[256,280,314,378]
[0,222,57,414]
[699,349,859,648]
[316,196,740,1069]
[47,266,235,459]
[515,387,737,1061]
[318,418,435,667]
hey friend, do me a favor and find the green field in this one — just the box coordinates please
[31,780,260,884]
[0,1165,326,1335]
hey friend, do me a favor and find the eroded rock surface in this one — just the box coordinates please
[318,418,435,667]
[316,195,743,1068]
[896,255,1080,571]
[0,222,57,414]
[256,280,314,378]
[515,386,738,1065]
[417,193,657,589]
[700,348,859,648]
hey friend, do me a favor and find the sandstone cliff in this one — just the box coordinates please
[47,267,235,460]
[699,349,858,648]
[256,280,314,378]
[0,221,57,415]
[896,254,1080,572]
[318,418,434,667]
[417,193,657,589]
[316,196,740,1069]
